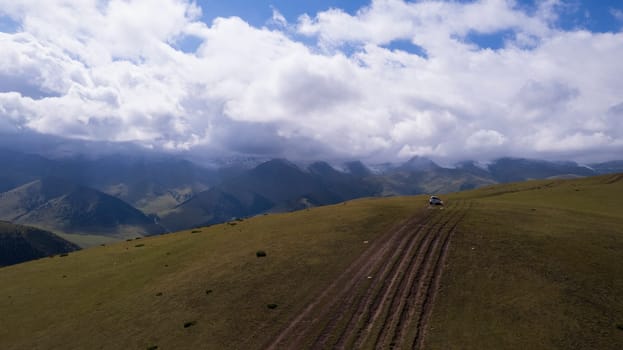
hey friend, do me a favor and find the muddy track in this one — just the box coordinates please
[328,213,440,349]
[265,200,468,350]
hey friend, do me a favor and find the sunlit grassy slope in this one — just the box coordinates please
[426,173,623,349]
[0,197,424,350]
[1,174,621,350]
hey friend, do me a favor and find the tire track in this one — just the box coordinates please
[374,203,460,349]
[368,218,445,349]
[265,213,428,350]
[398,209,469,349]
[329,214,440,349]
[309,213,435,349]
[265,200,468,350]
[410,203,471,350]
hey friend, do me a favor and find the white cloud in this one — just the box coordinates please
[611,8,623,23]
[0,0,622,162]
[270,8,288,28]
[466,129,506,149]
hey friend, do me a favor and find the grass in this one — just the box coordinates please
[0,196,423,350]
[1,174,621,349]
[55,232,136,248]
[425,174,623,349]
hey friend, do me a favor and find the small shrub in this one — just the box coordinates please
[147,345,158,350]
[616,324,623,331]
[227,222,237,226]
[205,289,213,295]
[135,237,141,240]
[156,292,163,296]
[59,253,68,257]
[100,244,106,247]
[135,244,145,248]
[191,230,201,233]
[126,239,133,242]
[183,321,197,328]
[256,250,267,258]
[267,303,278,309]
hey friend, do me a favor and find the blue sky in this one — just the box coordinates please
[0,0,622,163]
[195,0,623,30]
[4,1,617,51]
[198,0,365,26]
[194,0,623,53]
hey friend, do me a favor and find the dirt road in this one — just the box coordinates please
[266,200,469,350]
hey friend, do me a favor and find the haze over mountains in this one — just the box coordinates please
[0,177,163,236]
[1,148,621,238]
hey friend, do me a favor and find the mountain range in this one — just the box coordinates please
[1,148,621,243]
[0,177,164,236]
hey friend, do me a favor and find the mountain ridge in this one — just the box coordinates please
[0,178,163,236]
[1,148,622,233]
[0,220,79,267]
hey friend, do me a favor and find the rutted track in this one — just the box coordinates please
[266,200,469,350]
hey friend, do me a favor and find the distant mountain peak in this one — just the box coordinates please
[308,161,340,176]
[344,161,372,177]
[400,156,439,171]
[258,158,298,169]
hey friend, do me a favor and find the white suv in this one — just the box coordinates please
[429,196,443,206]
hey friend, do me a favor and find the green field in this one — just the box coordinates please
[427,173,623,349]
[0,197,423,349]
[1,174,622,349]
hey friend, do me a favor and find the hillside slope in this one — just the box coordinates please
[0,197,422,349]
[0,174,621,349]
[0,221,79,267]
[0,178,163,236]
[425,173,623,349]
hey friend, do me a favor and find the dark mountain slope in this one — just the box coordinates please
[160,159,379,231]
[590,160,623,174]
[0,178,162,236]
[0,177,76,220]
[308,161,380,200]
[344,160,373,178]
[0,149,219,214]
[488,158,594,182]
[372,167,497,195]
[0,221,79,267]
[48,155,219,214]
[398,156,441,172]
[372,157,497,195]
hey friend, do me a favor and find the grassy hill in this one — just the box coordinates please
[0,174,621,349]
[0,221,79,267]
[0,197,423,349]
[425,173,623,349]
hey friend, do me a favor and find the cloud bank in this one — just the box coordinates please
[0,0,622,163]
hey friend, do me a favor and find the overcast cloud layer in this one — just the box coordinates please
[0,0,622,163]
